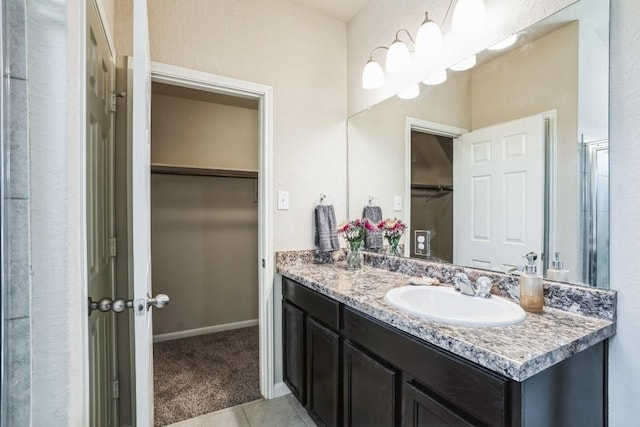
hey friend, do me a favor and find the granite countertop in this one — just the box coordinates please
[277,259,616,382]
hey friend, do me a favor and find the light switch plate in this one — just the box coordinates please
[394,195,402,211]
[277,191,289,210]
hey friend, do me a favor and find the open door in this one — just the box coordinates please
[128,0,169,424]
[453,113,545,271]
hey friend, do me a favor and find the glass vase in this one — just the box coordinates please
[346,241,364,270]
[388,236,401,257]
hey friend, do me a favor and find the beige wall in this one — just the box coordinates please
[151,93,259,171]
[470,22,580,277]
[115,0,348,252]
[151,174,259,335]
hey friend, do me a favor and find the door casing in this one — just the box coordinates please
[147,62,277,400]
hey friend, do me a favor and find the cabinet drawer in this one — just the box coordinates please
[344,307,509,427]
[283,277,340,330]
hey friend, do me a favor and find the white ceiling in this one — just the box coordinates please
[287,0,371,22]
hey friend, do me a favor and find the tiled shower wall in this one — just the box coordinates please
[3,0,31,425]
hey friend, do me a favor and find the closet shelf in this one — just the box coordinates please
[151,163,258,179]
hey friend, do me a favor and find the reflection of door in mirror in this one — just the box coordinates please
[410,131,454,262]
[453,114,545,273]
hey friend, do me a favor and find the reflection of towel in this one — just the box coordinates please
[363,205,383,250]
[314,205,340,252]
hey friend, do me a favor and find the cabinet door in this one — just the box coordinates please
[307,317,341,427]
[283,300,306,405]
[403,381,475,427]
[344,341,397,427]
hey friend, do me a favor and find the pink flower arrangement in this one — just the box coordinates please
[336,218,379,246]
[377,218,407,239]
[378,218,406,256]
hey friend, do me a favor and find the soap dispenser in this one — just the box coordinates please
[519,252,544,313]
[546,251,570,282]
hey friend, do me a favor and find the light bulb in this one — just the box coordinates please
[362,60,385,89]
[415,13,444,58]
[488,34,518,51]
[450,54,477,71]
[452,0,486,35]
[422,70,447,86]
[386,40,411,74]
[397,84,420,100]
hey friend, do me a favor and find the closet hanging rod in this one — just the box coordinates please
[410,184,453,191]
[150,164,258,179]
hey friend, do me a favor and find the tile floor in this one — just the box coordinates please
[167,394,317,427]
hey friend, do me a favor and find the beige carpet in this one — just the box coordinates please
[153,326,261,426]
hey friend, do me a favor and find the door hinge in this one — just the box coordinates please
[112,379,120,399]
[262,259,265,268]
[110,93,117,112]
[110,91,125,113]
[109,237,117,257]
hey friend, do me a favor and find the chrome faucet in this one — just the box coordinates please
[453,273,492,298]
[454,272,474,295]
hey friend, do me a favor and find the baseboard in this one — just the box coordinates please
[273,381,291,399]
[153,319,259,343]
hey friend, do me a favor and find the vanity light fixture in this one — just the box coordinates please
[397,84,420,100]
[422,70,447,86]
[386,30,414,74]
[488,34,518,51]
[450,54,477,71]
[452,0,486,35]
[415,12,444,58]
[362,46,388,89]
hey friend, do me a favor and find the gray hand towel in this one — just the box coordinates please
[314,205,340,252]
[363,205,383,250]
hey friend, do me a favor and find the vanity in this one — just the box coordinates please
[277,251,616,427]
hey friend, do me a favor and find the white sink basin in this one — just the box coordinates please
[384,286,526,327]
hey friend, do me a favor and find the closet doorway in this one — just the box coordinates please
[404,118,466,260]
[147,70,267,426]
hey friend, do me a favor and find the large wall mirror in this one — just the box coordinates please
[347,0,609,289]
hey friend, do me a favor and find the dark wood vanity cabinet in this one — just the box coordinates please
[282,277,341,426]
[282,300,306,405]
[306,317,341,426]
[402,380,475,427]
[282,277,606,427]
[343,341,397,427]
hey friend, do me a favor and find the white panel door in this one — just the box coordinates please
[87,0,117,424]
[454,114,545,271]
[129,0,154,424]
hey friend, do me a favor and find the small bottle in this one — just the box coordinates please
[546,251,570,282]
[519,252,544,313]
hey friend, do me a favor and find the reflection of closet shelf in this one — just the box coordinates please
[151,163,258,179]
[410,184,453,191]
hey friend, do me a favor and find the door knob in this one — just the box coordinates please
[147,294,170,309]
[88,294,170,316]
[88,297,134,315]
